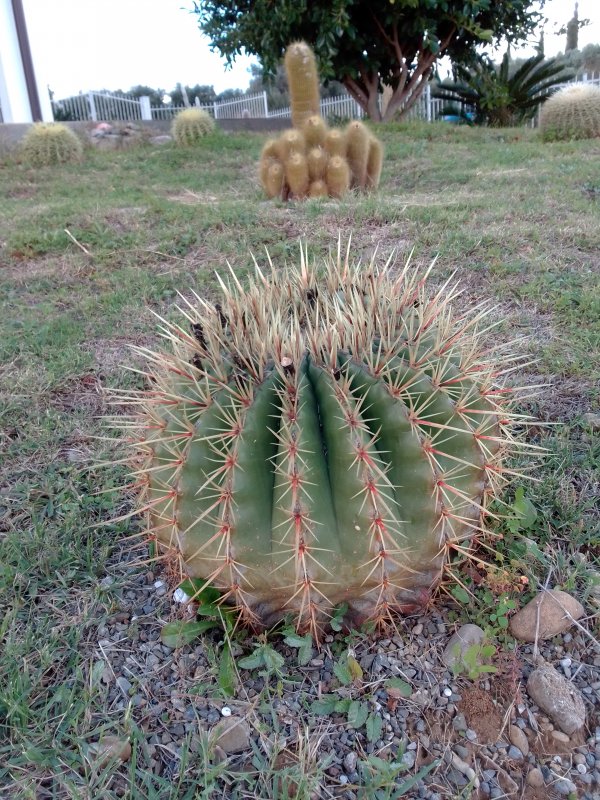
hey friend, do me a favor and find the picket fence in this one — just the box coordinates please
[50,72,600,125]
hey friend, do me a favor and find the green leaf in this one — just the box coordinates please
[310,694,338,715]
[347,653,363,682]
[160,619,218,648]
[395,759,440,796]
[179,580,221,605]
[451,585,471,605]
[284,632,313,666]
[333,660,352,686]
[218,643,236,697]
[262,645,285,673]
[347,700,369,729]
[366,713,383,743]
[330,602,348,631]
[384,678,412,698]
[237,651,264,670]
[334,697,352,714]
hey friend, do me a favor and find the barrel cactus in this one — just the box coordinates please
[540,84,600,141]
[259,42,383,200]
[20,122,83,166]
[171,108,215,145]
[118,245,524,637]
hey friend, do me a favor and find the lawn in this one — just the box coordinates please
[0,124,599,798]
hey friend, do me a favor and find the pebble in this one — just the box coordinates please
[221,707,232,717]
[554,779,577,795]
[551,730,570,744]
[526,767,544,787]
[527,665,587,734]
[343,752,357,773]
[509,590,584,641]
[116,677,132,695]
[442,625,485,671]
[507,746,523,760]
[509,725,529,756]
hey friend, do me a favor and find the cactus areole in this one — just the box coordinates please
[123,245,521,637]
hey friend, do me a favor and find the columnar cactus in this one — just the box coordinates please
[259,42,383,200]
[540,84,600,141]
[116,244,527,638]
[172,108,215,145]
[20,122,83,166]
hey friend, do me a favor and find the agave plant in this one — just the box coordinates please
[111,243,533,638]
[433,52,574,126]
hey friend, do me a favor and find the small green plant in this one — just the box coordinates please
[506,486,538,535]
[451,641,497,680]
[540,83,600,141]
[358,750,439,799]
[171,108,215,145]
[20,122,83,166]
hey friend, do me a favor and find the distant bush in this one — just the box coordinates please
[20,123,83,166]
[540,84,600,141]
[171,109,215,146]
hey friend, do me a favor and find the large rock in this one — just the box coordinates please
[214,716,251,753]
[527,665,586,735]
[442,624,485,671]
[509,589,583,642]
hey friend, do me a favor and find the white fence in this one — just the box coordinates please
[50,72,600,124]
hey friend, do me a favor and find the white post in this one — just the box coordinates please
[213,100,218,119]
[194,96,201,107]
[139,95,152,120]
[262,90,268,117]
[425,83,432,122]
[88,90,97,121]
[0,0,32,122]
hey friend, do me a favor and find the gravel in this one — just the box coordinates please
[91,561,600,798]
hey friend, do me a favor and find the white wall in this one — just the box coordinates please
[0,0,52,122]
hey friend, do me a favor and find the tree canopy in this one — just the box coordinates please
[192,0,546,121]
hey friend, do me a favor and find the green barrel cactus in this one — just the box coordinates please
[171,108,215,145]
[20,122,83,166]
[540,84,600,141]
[119,245,524,636]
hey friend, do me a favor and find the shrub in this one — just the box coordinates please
[20,122,83,166]
[540,83,600,141]
[171,108,215,145]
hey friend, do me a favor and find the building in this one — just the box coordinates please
[0,0,53,122]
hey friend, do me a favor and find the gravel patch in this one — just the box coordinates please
[89,556,600,798]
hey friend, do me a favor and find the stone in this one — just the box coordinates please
[116,677,132,696]
[551,730,570,744]
[526,768,544,787]
[582,412,600,431]
[507,745,523,760]
[509,590,584,642]
[527,666,586,735]
[509,725,529,756]
[89,736,132,766]
[442,625,485,671]
[150,135,172,145]
[214,716,251,753]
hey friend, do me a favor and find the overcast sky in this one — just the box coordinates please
[23,0,600,99]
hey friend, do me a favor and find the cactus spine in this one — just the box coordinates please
[285,42,321,129]
[540,84,600,141]
[171,108,215,145]
[20,123,83,166]
[114,243,530,639]
[258,42,383,200]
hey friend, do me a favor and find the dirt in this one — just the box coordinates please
[458,686,504,744]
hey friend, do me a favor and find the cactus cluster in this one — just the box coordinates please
[171,108,215,146]
[540,84,600,141]
[259,43,383,200]
[113,243,530,638]
[20,122,83,166]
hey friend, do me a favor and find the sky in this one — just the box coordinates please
[23,0,600,100]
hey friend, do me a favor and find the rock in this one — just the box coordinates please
[344,752,357,773]
[526,767,544,787]
[214,716,251,753]
[527,666,586,735]
[150,135,172,145]
[509,590,584,642]
[116,676,132,696]
[582,412,600,431]
[509,725,529,756]
[442,625,485,671]
[89,736,132,766]
[551,730,570,744]
[507,745,523,760]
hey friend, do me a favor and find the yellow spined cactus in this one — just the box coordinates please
[20,122,83,167]
[257,42,383,200]
[285,42,321,130]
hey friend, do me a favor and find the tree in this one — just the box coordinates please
[192,0,545,121]
[433,52,573,127]
[128,85,166,107]
[169,84,217,107]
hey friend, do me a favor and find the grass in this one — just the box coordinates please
[0,123,599,797]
